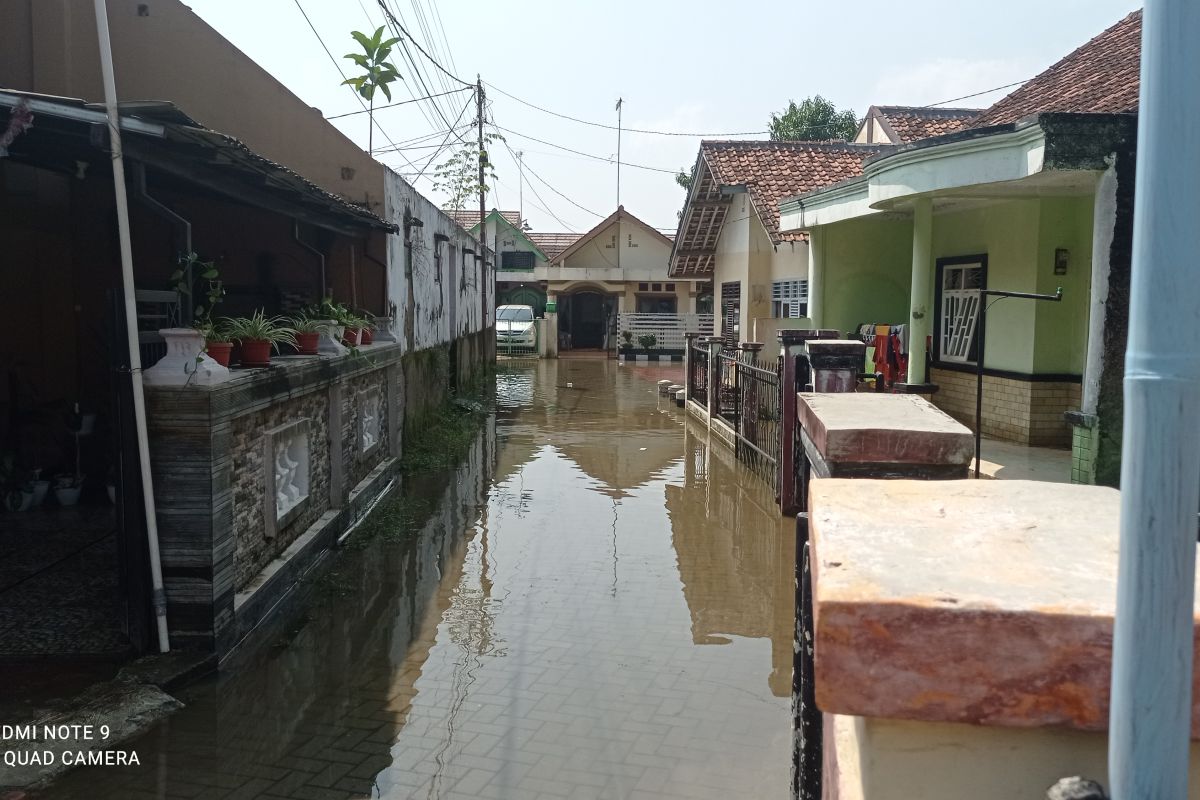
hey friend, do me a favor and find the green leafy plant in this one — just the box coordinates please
[637,333,658,351]
[341,27,402,154]
[434,131,505,214]
[290,313,334,335]
[769,95,858,141]
[221,310,298,349]
[303,297,354,326]
[171,252,224,333]
[620,331,635,350]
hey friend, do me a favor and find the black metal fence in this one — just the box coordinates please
[689,340,709,406]
[732,351,781,489]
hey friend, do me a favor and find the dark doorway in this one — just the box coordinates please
[560,292,610,349]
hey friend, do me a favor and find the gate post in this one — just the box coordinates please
[738,341,764,440]
[779,331,805,515]
[684,331,699,403]
[704,336,722,426]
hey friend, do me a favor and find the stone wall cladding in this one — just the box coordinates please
[343,369,390,491]
[930,367,1080,447]
[1072,423,1099,484]
[230,389,331,592]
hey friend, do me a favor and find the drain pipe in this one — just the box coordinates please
[93,0,170,653]
[294,220,326,296]
[1109,1,1200,797]
[132,163,192,321]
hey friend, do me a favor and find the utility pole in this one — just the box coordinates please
[517,150,524,227]
[477,75,488,332]
[615,97,623,208]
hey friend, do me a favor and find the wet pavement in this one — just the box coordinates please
[29,359,794,799]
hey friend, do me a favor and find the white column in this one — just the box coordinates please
[1110,2,1200,798]
[807,228,824,326]
[1082,163,1118,415]
[906,197,933,384]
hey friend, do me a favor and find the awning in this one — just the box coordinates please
[0,90,397,236]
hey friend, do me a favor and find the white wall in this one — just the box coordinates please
[562,218,672,277]
[712,194,809,341]
[384,171,488,353]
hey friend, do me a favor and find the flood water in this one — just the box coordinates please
[35,359,794,800]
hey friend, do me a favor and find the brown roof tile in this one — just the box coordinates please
[871,106,979,143]
[445,208,522,230]
[971,10,1142,128]
[700,140,886,243]
[527,231,581,260]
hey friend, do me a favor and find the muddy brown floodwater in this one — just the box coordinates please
[33,359,794,800]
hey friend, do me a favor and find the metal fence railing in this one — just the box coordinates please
[689,340,709,407]
[618,313,715,351]
[733,350,781,489]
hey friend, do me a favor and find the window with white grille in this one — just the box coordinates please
[771,279,809,318]
[937,259,985,363]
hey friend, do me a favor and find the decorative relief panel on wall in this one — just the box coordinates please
[359,388,382,455]
[264,418,311,538]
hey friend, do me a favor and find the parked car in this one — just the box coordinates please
[496,305,537,351]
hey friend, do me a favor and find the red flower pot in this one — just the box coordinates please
[296,332,320,355]
[206,341,233,367]
[342,327,360,346]
[240,339,272,367]
[360,328,374,345]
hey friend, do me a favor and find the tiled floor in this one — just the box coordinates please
[38,360,792,799]
[974,437,1072,482]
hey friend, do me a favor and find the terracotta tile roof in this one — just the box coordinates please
[528,231,581,260]
[701,140,885,243]
[670,140,886,277]
[869,106,980,143]
[970,10,1142,128]
[444,208,522,230]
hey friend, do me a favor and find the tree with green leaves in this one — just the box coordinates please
[433,131,505,216]
[342,27,402,154]
[769,96,858,141]
[675,167,693,192]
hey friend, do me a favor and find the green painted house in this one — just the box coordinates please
[778,10,1142,486]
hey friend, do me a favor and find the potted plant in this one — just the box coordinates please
[302,297,351,343]
[54,473,83,507]
[289,314,332,355]
[357,312,377,345]
[170,252,232,365]
[619,331,635,354]
[637,333,658,354]
[223,310,298,367]
[340,310,367,346]
[2,454,34,512]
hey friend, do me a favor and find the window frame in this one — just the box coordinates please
[933,254,989,366]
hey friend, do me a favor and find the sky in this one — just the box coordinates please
[188,0,1141,235]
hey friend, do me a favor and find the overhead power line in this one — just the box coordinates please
[490,123,678,175]
[485,81,769,137]
[325,87,470,119]
[290,0,421,174]
[927,78,1030,107]
[374,0,474,87]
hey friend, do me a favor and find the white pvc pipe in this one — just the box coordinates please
[93,0,170,653]
[1109,1,1200,795]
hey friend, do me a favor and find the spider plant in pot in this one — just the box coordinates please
[290,313,332,355]
[357,311,378,345]
[340,310,367,346]
[223,310,298,368]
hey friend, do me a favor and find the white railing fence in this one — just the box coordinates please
[617,313,715,351]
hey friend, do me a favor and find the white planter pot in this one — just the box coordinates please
[317,322,348,355]
[31,480,49,507]
[143,328,232,386]
[55,486,82,507]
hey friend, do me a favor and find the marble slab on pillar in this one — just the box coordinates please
[810,478,1200,735]
[798,393,972,466]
